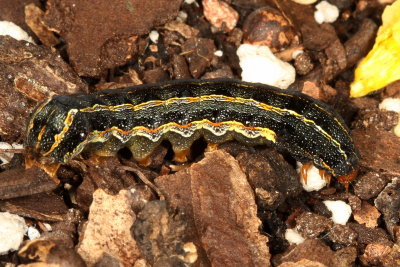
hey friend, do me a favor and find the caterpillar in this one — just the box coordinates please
[25,79,359,184]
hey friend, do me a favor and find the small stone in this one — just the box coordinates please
[19,239,86,266]
[348,222,391,246]
[347,194,362,212]
[202,0,238,32]
[291,0,318,4]
[360,243,392,266]
[284,228,305,245]
[44,0,181,76]
[314,1,340,24]
[369,243,400,266]
[354,172,390,200]
[0,20,34,43]
[149,30,159,43]
[0,212,27,255]
[333,246,357,267]
[155,150,271,266]
[375,178,400,237]
[27,226,41,240]
[181,37,215,78]
[353,201,381,228]
[243,6,297,52]
[132,201,197,266]
[352,127,400,176]
[294,51,314,75]
[301,80,325,100]
[237,44,295,89]
[297,162,328,191]
[295,212,333,239]
[328,224,358,246]
[77,189,141,266]
[323,200,352,225]
[164,20,199,39]
[276,239,335,266]
[277,259,327,267]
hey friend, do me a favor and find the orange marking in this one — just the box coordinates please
[35,126,47,150]
[337,169,358,191]
[135,120,262,135]
[301,162,312,184]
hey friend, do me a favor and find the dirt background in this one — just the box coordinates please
[0,0,400,266]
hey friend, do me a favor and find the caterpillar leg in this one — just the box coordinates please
[127,136,160,165]
[173,148,191,162]
[337,170,358,191]
[92,138,121,158]
[137,156,152,167]
[205,142,219,152]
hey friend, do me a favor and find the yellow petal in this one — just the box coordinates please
[350,0,400,98]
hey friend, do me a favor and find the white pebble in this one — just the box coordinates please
[292,49,304,59]
[314,1,340,24]
[0,142,13,165]
[379,98,400,113]
[0,21,35,43]
[379,98,400,137]
[394,124,400,137]
[323,200,352,225]
[177,11,188,23]
[27,226,41,240]
[214,50,223,57]
[291,0,318,4]
[149,30,159,44]
[43,223,53,232]
[0,143,23,165]
[12,143,23,150]
[184,0,197,4]
[0,212,27,255]
[297,162,328,192]
[285,228,305,244]
[237,44,295,89]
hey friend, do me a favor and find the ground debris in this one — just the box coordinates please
[132,200,197,266]
[0,36,87,140]
[44,0,182,77]
[155,150,271,266]
[19,238,86,267]
[77,189,141,266]
[375,178,400,239]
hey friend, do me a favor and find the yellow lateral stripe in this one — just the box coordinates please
[63,119,277,162]
[79,95,278,113]
[42,109,78,156]
[27,98,53,133]
[47,95,347,161]
[312,103,351,137]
